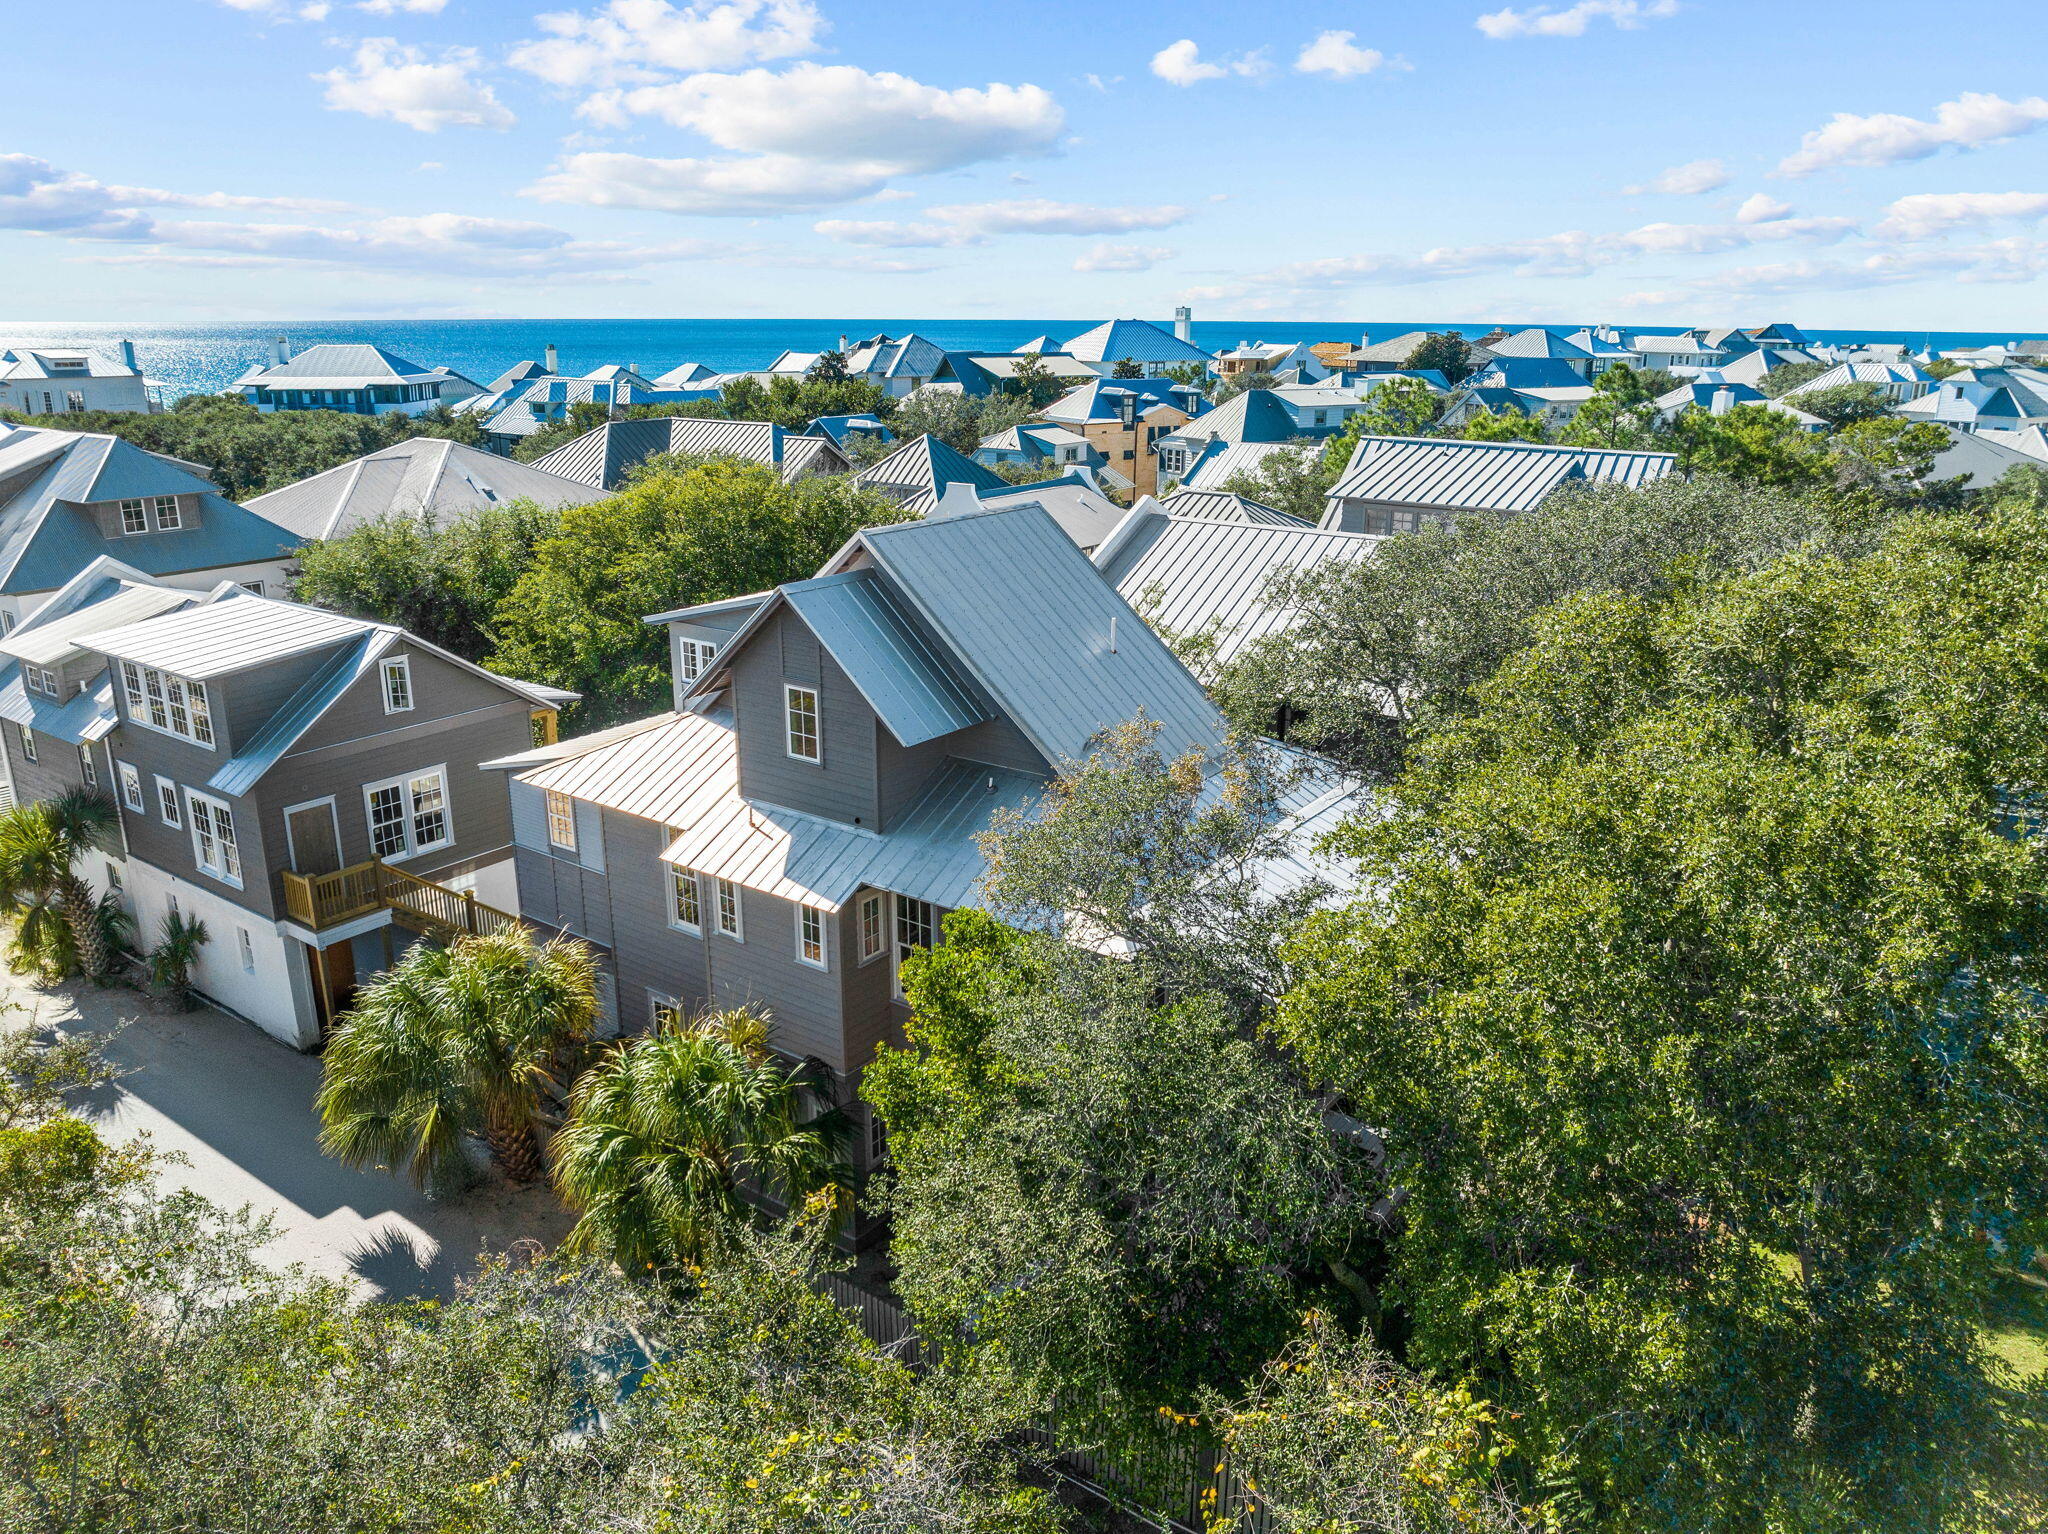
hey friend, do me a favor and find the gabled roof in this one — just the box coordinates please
[807,413,894,448]
[0,425,300,595]
[652,361,720,387]
[1163,388,1301,446]
[1181,440,1315,492]
[780,569,991,747]
[851,433,1006,515]
[1158,487,1305,525]
[1486,328,1593,362]
[972,472,1128,550]
[1057,318,1213,367]
[530,417,844,490]
[0,347,140,381]
[233,343,477,390]
[78,588,375,677]
[1466,357,1589,391]
[1324,435,1678,518]
[1042,377,1203,425]
[245,437,609,541]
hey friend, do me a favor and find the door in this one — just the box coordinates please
[285,799,342,875]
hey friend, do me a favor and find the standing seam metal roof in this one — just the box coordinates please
[1325,435,1678,515]
[779,569,991,747]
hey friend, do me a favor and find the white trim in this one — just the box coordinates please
[715,876,743,941]
[120,661,215,750]
[891,892,936,1000]
[15,723,33,764]
[237,927,255,973]
[154,774,181,827]
[380,655,413,714]
[667,865,702,934]
[362,764,453,863]
[281,795,340,871]
[116,760,143,813]
[857,890,885,964]
[796,903,828,970]
[183,786,244,889]
[648,989,683,1029]
[77,742,96,790]
[784,682,821,763]
[544,788,577,851]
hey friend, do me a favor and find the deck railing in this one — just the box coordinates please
[281,858,522,940]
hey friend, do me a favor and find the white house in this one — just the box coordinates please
[0,341,155,416]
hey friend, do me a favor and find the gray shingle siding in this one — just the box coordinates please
[733,609,880,828]
[600,809,707,1032]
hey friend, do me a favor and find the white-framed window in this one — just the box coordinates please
[120,662,212,747]
[24,665,58,697]
[858,891,885,964]
[119,498,148,535]
[364,766,452,861]
[545,789,577,851]
[381,656,412,714]
[15,724,33,764]
[153,495,182,530]
[185,788,242,887]
[668,866,701,933]
[155,775,180,827]
[784,683,820,762]
[106,861,122,892]
[117,761,143,813]
[715,877,742,940]
[649,990,684,1029]
[77,744,96,789]
[237,928,255,973]
[796,904,827,969]
[868,1109,889,1168]
[238,581,265,597]
[65,391,84,413]
[676,638,717,681]
[892,895,936,999]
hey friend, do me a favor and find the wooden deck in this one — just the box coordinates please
[281,858,524,940]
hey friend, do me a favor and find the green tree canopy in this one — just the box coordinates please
[1320,377,1444,474]
[1787,379,1894,428]
[1557,363,1669,449]
[1758,358,1833,397]
[1458,405,1550,442]
[1215,445,1336,523]
[1276,506,2048,1532]
[1111,357,1145,379]
[1405,332,1475,384]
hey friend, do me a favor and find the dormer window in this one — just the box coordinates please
[676,638,717,682]
[120,499,147,534]
[24,666,58,698]
[119,660,213,747]
[785,684,820,762]
[154,496,182,530]
[118,496,183,534]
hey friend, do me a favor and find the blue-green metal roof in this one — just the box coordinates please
[780,568,991,747]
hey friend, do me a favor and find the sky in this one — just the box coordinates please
[7,0,2048,327]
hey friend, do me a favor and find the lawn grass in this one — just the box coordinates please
[1983,1263,2048,1382]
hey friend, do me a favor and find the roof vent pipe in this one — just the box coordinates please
[1109,615,1118,653]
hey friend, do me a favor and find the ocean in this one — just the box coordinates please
[1,316,2041,402]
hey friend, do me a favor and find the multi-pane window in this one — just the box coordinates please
[545,789,577,851]
[117,761,143,812]
[365,768,452,860]
[238,928,256,973]
[676,638,717,682]
[797,904,826,968]
[668,867,701,932]
[119,499,148,534]
[186,789,242,886]
[715,877,742,939]
[381,656,412,713]
[893,895,936,998]
[649,991,684,1029]
[121,661,212,746]
[15,724,33,764]
[155,776,180,826]
[858,892,884,963]
[77,744,96,789]
[784,684,820,762]
[153,496,182,530]
[23,665,57,697]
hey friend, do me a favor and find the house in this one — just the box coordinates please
[1483,328,1596,381]
[1624,333,1729,372]
[1176,441,1319,494]
[1653,381,1826,431]
[1321,435,1679,534]
[651,361,722,389]
[768,334,954,398]
[227,340,483,417]
[532,417,848,492]
[1270,382,1380,437]
[807,414,896,455]
[1899,376,2048,433]
[1779,361,1935,406]
[973,423,1115,486]
[244,438,612,543]
[0,423,302,633]
[938,475,1128,553]
[1041,377,1205,497]
[1560,326,1636,377]
[933,351,1105,397]
[459,366,717,453]
[0,571,573,1047]
[850,434,1008,516]
[1054,317,1214,377]
[1092,497,1376,675]
[1155,390,1316,489]
[1216,341,1330,383]
[489,499,1353,1216]
[0,341,155,416]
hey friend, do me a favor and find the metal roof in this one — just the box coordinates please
[245,438,610,540]
[1162,388,1301,446]
[1095,503,1378,673]
[0,578,192,666]
[851,433,1006,515]
[1485,328,1593,362]
[780,569,991,747]
[1057,318,1213,366]
[234,343,448,385]
[1324,436,1678,517]
[851,504,1223,766]
[514,710,737,828]
[78,589,370,678]
[1158,488,1305,525]
[0,667,116,745]
[531,417,843,491]
[208,631,395,798]
[974,474,1128,551]
[1181,440,1314,491]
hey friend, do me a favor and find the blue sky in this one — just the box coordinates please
[7,0,2048,327]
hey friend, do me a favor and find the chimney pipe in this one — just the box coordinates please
[118,338,137,373]
[272,334,289,367]
[545,342,559,375]
[1173,305,1193,344]
[1109,615,1119,653]
[1711,385,1734,416]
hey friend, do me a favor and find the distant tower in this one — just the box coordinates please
[1173,305,1193,343]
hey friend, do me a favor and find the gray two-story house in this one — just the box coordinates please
[0,562,572,1047]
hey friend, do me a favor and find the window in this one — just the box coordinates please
[119,499,147,534]
[544,789,578,851]
[868,1109,889,1168]
[649,991,684,1029]
[15,724,33,764]
[166,892,179,922]
[785,683,820,762]
[715,877,742,940]
[858,891,885,963]
[381,656,412,714]
[364,767,452,861]
[77,744,95,790]
[24,665,57,697]
[668,867,701,933]
[152,496,182,530]
[105,861,121,893]
[155,776,180,827]
[65,391,84,413]
[239,581,265,597]
[796,904,826,968]
[122,662,212,747]
[117,761,143,812]
[238,928,255,973]
[676,638,716,682]
[186,788,242,887]
[893,895,936,999]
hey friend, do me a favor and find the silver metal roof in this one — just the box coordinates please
[1181,440,1314,491]
[208,631,395,798]
[78,589,369,678]
[0,579,192,666]
[245,437,610,541]
[781,569,991,747]
[1323,435,1678,518]
[1158,488,1305,526]
[515,710,737,828]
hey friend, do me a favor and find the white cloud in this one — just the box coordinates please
[105,183,366,214]
[1624,157,1727,195]
[510,0,825,88]
[813,198,1187,248]
[356,0,447,12]
[1295,31,1396,79]
[1476,0,1678,39]
[1875,190,2048,239]
[1735,192,1793,223]
[541,63,1064,212]
[0,155,151,239]
[1149,39,1270,87]
[318,39,515,132]
[1779,92,2048,177]
[811,219,976,248]
[1074,243,1174,273]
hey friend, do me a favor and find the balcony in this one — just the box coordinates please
[281,858,523,941]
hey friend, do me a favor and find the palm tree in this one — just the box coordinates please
[0,791,122,982]
[316,928,598,1191]
[550,1006,853,1270]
